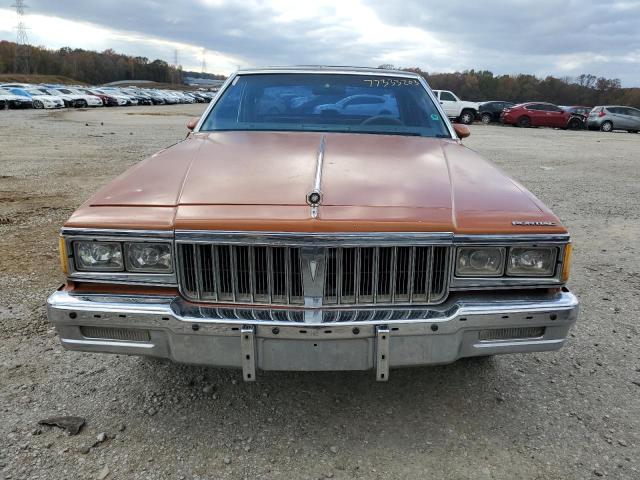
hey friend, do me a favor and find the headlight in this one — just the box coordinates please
[74,241,123,271]
[125,243,173,273]
[456,247,505,277]
[507,247,557,276]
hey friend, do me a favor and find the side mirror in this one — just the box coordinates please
[453,123,470,139]
[186,117,199,131]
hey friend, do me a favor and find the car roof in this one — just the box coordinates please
[235,65,422,78]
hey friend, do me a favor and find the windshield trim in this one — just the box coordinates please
[193,71,456,139]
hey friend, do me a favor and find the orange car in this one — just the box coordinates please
[48,67,578,381]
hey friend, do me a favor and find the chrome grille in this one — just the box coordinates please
[179,244,304,305]
[178,243,450,306]
[323,246,449,305]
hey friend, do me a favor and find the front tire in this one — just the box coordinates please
[459,110,475,125]
[33,100,44,109]
[481,113,492,124]
[567,118,582,130]
[600,121,613,132]
[77,99,88,108]
[517,116,531,128]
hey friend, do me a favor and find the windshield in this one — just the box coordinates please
[200,73,450,138]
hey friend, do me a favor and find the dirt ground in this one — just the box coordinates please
[1,105,639,480]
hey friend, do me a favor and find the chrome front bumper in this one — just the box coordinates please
[47,289,578,381]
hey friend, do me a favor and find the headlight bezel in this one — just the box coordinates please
[62,229,177,286]
[451,238,570,289]
[506,246,558,277]
[124,242,174,273]
[455,246,506,277]
[74,241,124,272]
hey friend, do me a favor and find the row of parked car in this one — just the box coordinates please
[470,99,640,133]
[0,83,217,109]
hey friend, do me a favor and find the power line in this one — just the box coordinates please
[11,0,30,74]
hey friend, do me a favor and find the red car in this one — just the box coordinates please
[501,102,580,129]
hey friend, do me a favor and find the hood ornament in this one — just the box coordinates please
[306,190,322,206]
[308,135,326,219]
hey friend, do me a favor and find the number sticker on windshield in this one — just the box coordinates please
[431,113,440,121]
[363,79,420,87]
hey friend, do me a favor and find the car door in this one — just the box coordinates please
[493,102,506,120]
[438,91,458,117]
[616,108,636,129]
[525,104,545,125]
[606,107,628,129]
[546,104,567,127]
[627,107,640,130]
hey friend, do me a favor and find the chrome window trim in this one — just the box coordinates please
[193,68,457,139]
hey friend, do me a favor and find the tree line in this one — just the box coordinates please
[1,41,638,107]
[390,66,640,107]
[0,41,184,84]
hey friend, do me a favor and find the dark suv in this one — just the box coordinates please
[478,101,515,124]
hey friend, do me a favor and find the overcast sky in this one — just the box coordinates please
[1,0,639,86]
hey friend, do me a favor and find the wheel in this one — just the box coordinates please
[517,116,531,128]
[33,100,44,109]
[77,99,88,108]
[481,113,492,124]
[600,121,613,132]
[459,110,475,125]
[567,118,582,130]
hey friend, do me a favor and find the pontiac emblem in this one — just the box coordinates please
[309,260,318,281]
[512,220,557,226]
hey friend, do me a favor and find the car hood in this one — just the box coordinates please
[34,95,63,101]
[68,131,565,234]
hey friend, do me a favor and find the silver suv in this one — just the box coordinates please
[587,106,640,133]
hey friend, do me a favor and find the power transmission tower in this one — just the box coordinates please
[201,48,207,74]
[11,0,30,74]
[172,48,179,84]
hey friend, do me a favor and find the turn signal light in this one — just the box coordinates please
[59,237,68,275]
[561,243,573,282]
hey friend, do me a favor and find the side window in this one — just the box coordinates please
[607,107,621,114]
[439,91,456,102]
[526,104,542,111]
[546,104,561,112]
[628,108,640,118]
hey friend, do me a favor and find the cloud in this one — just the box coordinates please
[1,0,638,85]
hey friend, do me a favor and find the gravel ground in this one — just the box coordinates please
[0,105,639,480]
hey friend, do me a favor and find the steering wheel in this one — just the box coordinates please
[360,115,404,126]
